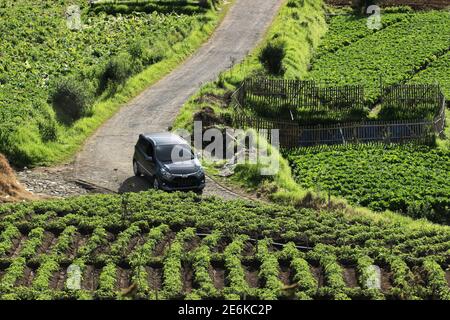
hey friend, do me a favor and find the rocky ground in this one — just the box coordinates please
[16,165,96,198]
[15,164,259,202]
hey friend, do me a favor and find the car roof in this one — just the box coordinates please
[142,132,188,146]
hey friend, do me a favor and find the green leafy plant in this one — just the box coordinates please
[0,225,20,256]
[162,228,195,299]
[50,78,93,123]
[287,144,450,224]
[223,235,252,299]
[256,239,283,300]
[97,53,133,93]
[423,258,450,300]
[0,191,449,300]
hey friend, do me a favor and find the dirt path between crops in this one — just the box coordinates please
[18,0,282,200]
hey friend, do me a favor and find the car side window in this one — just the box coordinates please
[137,137,146,150]
[137,137,152,157]
[146,143,154,158]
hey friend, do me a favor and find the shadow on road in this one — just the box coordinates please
[118,176,153,194]
[118,176,205,195]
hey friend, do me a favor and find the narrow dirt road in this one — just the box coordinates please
[72,0,282,195]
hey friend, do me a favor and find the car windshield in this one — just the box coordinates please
[156,144,194,163]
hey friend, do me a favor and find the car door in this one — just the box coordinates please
[135,137,152,176]
[144,141,156,176]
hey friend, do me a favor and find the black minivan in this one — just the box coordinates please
[133,133,205,192]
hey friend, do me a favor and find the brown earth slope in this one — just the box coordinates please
[0,154,35,203]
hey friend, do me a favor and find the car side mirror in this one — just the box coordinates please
[146,156,153,162]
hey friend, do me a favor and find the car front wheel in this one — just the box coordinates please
[153,177,160,190]
[133,160,141,177]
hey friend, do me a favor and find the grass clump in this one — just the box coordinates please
[259,38,287,76]
[50,78,93,124]
[98,53,133,93]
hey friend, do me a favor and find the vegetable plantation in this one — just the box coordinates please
[0,0,222,166]
[0,191,449,300]
[286,144,450,224]
[410,51,450,99]
[307,10,450,104]
[174,0,450,228]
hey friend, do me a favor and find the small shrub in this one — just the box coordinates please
[50,78,93,124]
[383,6,413,14]
[34,103,58,142]
[352,0,381,15]
[259,38,286,76]
[98,52,133,93]
[199,0,217,9]
[287,0,304,8]
[37,117,58,142]
[145,42,169,65]
[128,40,146,61]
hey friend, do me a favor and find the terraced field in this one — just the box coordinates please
[0,192,449,300]
[410,51,450,98]
[0,0,223,166]
[286,144,450,224]
[308,10,450,104]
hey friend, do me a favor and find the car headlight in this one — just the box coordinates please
[160,167,173,180]
[195,168,205,178]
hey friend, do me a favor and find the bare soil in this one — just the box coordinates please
[50,269,67,290]
[342,267,359,288]
[7,235,27,258]
[82,265,100,291]
[310,266,325,287]
[36,232,57,255]
[381,268,393,293]
[184,236,202,253]
[242,242,256,257]
[244,264,260,288]
[182,264,194,293]
[210,263,226,290]
[278,262,295,286]
[147,265,163,291]
[15,267,35,287]
[116,267,132,290]
[153,232,175,257]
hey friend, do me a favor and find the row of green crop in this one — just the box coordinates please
[307,10,450,104]
[409,51,450,99]
[1,233,448,299]
[186,231,222,299]
[315,11,408,58]
[0,191,449,299]
[1,191,449,262]
[286,144,450,224]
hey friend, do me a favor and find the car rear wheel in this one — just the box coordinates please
[133,160,141,177]
[153,177,160,190]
